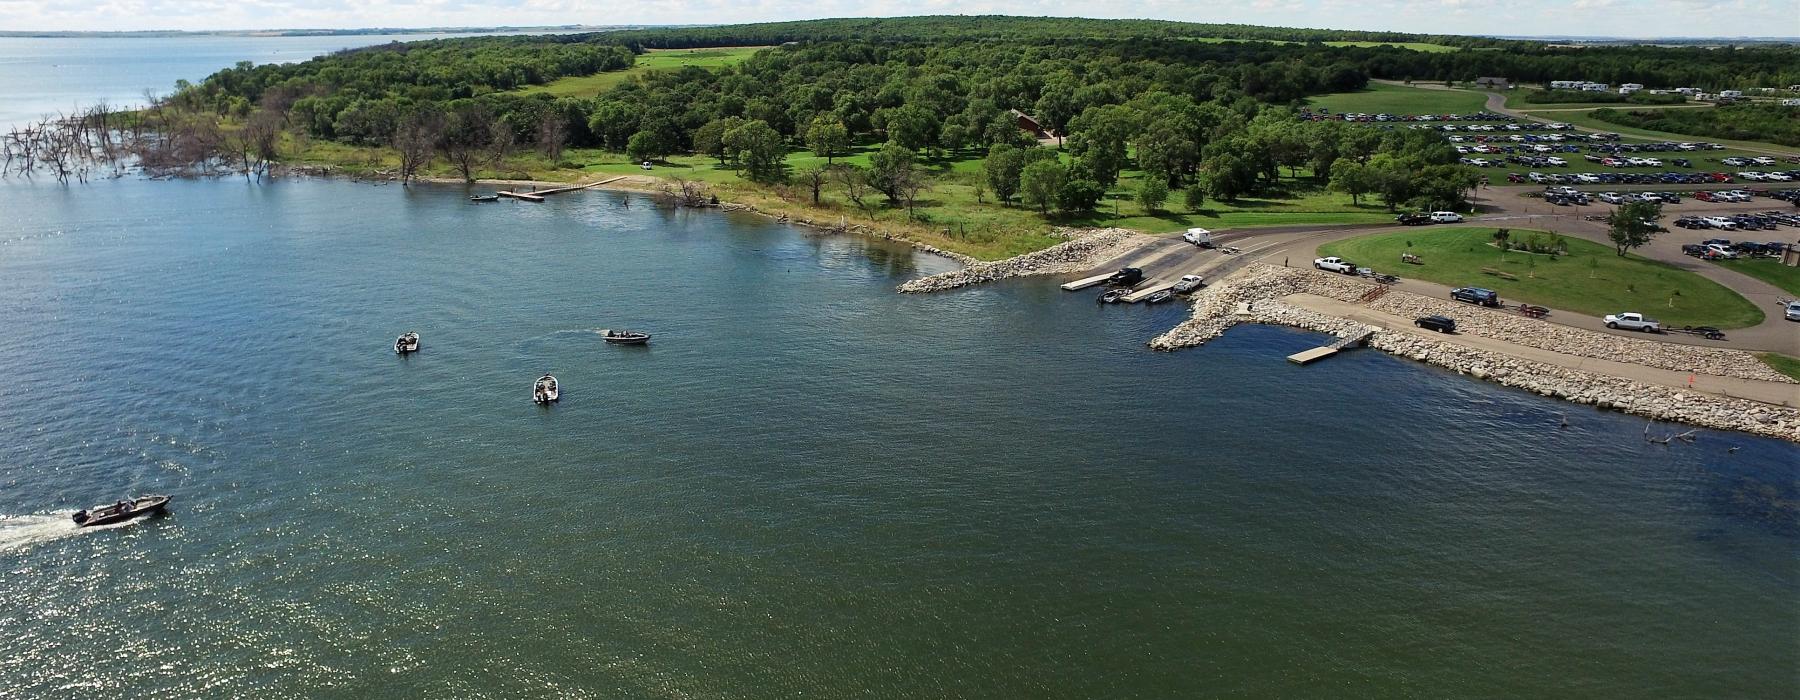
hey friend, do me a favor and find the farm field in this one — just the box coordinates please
[516,46,766,97]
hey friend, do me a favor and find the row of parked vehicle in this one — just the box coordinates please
[1523,171,1735,185]
[1721,156,1792,167]
[1675,213,1800,232]
[1394,211,1466,225]
[1595,191,1684,205]
[1692,190,1756,203]
[1733,171,1800,182]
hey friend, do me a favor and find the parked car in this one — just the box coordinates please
[1396,212,1431,225]
[1108,267,1144,286]
[1414,315,1457,333]
[1785,300,1800,322]
[1430,211,1464,223]
[1451,287,1501,307]
[1173,275,1204,293]
[1603,312,1661,332]
[1313,257,1357,274]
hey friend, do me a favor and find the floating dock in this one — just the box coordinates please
[1121,281,1177,303]
[1287,327,1377,365]
[1061,273,1115,291]
[495,177,623,203]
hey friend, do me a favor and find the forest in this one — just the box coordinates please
[29,16,1796,255]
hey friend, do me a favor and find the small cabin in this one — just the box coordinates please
[1008,109,1056,140]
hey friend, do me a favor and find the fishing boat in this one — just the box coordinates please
[1145,289,1173,304]
[469,194,500,202]
[394,331,420,354]
[1098,288,1129,304]
[72,495,171,528]
[599,329,651,345]
[533,374,560,404]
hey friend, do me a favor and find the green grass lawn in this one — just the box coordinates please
[1318,227,1764,328]
[1707,257,1800,297]
[1305,82,1489,115]
[1756,352,1800,381]
[516,46,765,98]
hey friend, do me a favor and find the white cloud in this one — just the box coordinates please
[0,0,1791,37]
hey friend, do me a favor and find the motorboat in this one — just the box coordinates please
[73,495,170,528]
[599,329,651,345]
[394,332,420,354]
[533,374,560,404]
[1098,288,1129,304]
[469,194,500,202]
[1145,289,1173,304]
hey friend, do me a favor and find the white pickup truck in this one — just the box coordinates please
[1603,312,1661,332]
[1313,256,1356,274]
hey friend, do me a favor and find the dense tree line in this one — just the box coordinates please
[1591,104,1800,148]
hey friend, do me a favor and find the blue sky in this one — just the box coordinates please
[0,0,1792,37]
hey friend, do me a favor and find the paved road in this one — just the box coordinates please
[1070,191,1799,354]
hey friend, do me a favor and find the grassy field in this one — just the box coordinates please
[1756,352,1800,381]
[1707,258,1800,296]
[516,46,765,98]
[1306,82,1489,115]
[1318,227,1764,327]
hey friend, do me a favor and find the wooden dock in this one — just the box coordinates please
[495,177,623,203]
[1061,272,1115,291]
[1287,327,1377,365]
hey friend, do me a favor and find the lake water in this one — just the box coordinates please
[0,176,1795,697]
[0,33,554,127]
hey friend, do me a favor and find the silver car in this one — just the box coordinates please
[1785,300,1800,322]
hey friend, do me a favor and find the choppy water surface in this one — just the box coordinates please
[0,178,1794,698]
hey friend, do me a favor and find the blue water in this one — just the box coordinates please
[0,33,558,127]
[0,177,1795,697]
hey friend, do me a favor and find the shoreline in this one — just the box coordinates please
[1149,264,1800,442]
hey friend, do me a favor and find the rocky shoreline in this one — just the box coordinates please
[1151,264,1800,442]
[897,228,1143,293]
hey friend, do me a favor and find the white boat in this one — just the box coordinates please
[599,329,650,345]
[533,374,560,404]
[395,332,420,354]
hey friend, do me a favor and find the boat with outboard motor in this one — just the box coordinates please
[533,374,560,404]
[599,329,650,345]
[73,495,171,527]
[395,332,420,354]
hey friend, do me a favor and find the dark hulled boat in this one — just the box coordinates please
[600,329,651,345]
[73,495,171,528]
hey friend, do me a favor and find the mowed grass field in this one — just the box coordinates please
[517,46,766,98]
[1707,258,1800,297]
[1305,82,1489,115]
[1517,107,1795,154]
[1318,227,1764,327]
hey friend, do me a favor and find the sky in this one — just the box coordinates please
[0,0,1794,38]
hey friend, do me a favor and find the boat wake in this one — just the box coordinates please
[0,511,141,553]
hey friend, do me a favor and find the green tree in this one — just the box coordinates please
[1183,184,1207,212]
[693,116,744,165]
[880,104,938,153]
[983,144,1026,204]
[868,142,918,203]
[1608,200,1665,257]
[723,119,787,183]
[805,117,850,163]
[1019,159,1067,214]
[1136,178,1170,212]
[1057,160,1106,213]
[626,130,666,164]
[1328,159,1375,206]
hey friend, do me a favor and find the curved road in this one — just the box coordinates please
[1080,191,1798,354]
